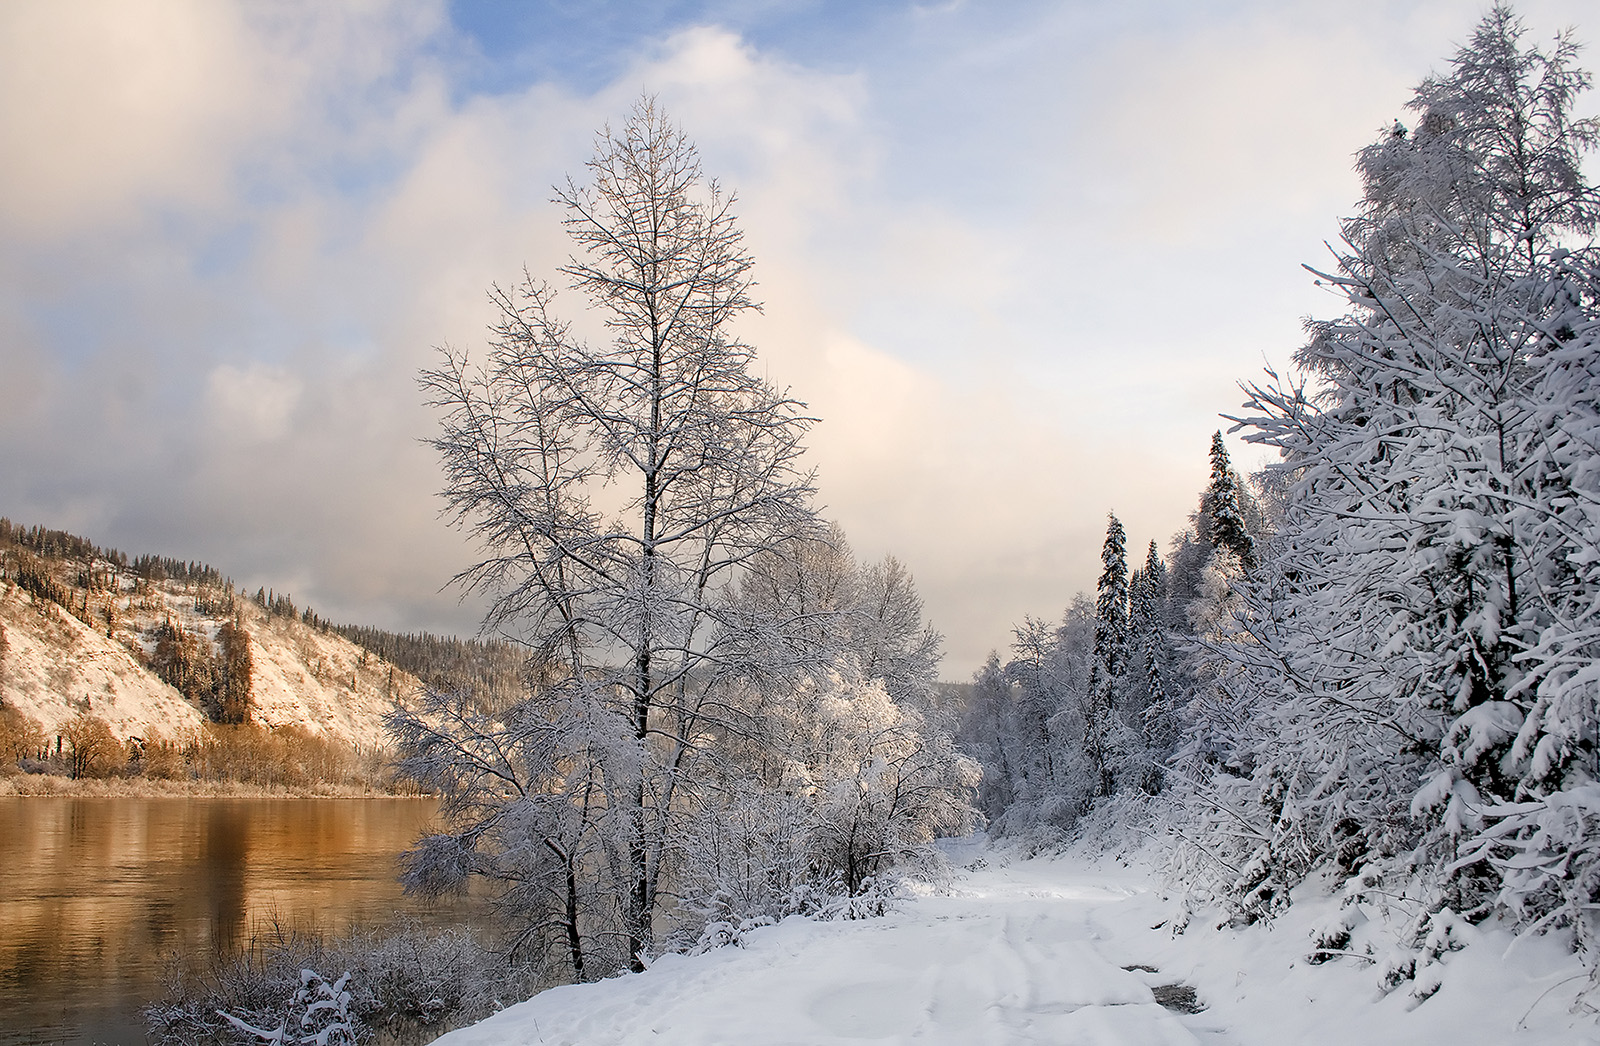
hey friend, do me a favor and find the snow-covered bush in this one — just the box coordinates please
[794,669,980,894]
[667,665,977,951]
[217,969,356,1046]
[144,924,540,1046]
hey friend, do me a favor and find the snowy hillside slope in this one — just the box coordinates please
[0,581,207,743]
[226,601,416,750]
[433,839,1596,1046]
[0,575,420,750]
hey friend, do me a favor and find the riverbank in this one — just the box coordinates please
[0,772,418,798]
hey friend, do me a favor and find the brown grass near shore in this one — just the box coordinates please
[0,772,423,798]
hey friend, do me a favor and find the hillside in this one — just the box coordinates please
[0,519,491,759]
[0,578,428,752]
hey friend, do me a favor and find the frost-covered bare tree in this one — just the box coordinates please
[722,525,942,706]
[667,526,969,936]
[852,555,943,708]
[957,598,1099,843]
[1182,5,1600,984]
[400,98,820,975]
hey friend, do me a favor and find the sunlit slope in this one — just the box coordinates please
[0,582,206,743]
[0,576,419,750]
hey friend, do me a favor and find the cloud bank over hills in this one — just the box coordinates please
[1,0,1592,674]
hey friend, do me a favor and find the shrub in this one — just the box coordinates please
[61,713,122,779]
[0,704,45,770]
[145,923,543,1046]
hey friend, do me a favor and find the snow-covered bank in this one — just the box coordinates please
[433,838,1596,1046]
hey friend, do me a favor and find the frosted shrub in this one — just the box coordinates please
[145,924,541,1046]
[217,969,357,1046]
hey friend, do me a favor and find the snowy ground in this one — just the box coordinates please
[433,838,1598,1046]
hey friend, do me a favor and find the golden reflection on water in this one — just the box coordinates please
[0,797,474,1046]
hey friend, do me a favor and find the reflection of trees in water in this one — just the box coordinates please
[201,802,251,955]
[0,797,467,1046]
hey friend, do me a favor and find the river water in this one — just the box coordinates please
[0,797,480,1046]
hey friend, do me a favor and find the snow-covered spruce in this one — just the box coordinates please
[1183,3,1600,989]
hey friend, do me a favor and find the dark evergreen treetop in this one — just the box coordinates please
[1202,432,1255,571]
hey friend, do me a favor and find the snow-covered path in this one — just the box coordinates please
[433,843,1212,1046]
[430,837,1600,1046]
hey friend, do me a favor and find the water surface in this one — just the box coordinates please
[0,797,475,1046]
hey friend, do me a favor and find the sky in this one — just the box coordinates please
[1,0,1595,678]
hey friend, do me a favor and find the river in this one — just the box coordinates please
[0,797,482,1046]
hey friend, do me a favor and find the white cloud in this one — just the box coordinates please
[205,362,303,442]
[0,0,253,236]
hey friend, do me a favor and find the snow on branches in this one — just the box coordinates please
[1186,3,1600,986]
[405,100,973,982]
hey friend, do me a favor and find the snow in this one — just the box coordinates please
[240,608,410,750]
[0,577,415,751]
[431,837,1598,1046]
[0,581,208,741]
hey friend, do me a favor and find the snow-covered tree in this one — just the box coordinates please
[852,555,943,709]
[1200,432,1256,571]
[1086,514,1129,796]
[952,594,1104,842]
[406,98,820,974]
[957,653,1020,820]
[783,670,978,894]
[1121,540,1177,792]
[667,533,970,935]
[1186,5,1600,975]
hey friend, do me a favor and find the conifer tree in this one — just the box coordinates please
[215,618,254,725]
[1133,542,1169,714]
[1085,513,1128,796]
[1202,432,1255,570]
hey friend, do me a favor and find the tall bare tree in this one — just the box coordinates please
[404,98,819,974]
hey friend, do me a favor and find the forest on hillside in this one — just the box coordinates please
[0,517,521,791]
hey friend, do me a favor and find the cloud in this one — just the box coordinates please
[206,363,303,442]
[0,0,453,239]
[4,0,1594,678]
[0,0,251,236]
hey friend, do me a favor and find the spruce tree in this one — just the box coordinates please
[1085,513,1128,796]
[1202,431,1255,570]
[1134,540,1168,712]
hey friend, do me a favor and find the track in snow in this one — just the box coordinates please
[433,841,1220,1046]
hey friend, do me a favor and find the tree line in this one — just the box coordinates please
[961,4,1600,1001]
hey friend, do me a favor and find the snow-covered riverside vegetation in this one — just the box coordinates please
[425,835,1593,1046]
